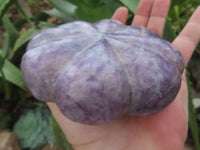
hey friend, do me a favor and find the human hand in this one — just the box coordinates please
[47,0,200,150]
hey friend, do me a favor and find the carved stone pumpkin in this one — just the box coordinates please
[21,19,184,125]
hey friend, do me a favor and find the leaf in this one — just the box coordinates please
[2,15,19,48]
[26,0,39,5]
[0,36,9,66]
[62,0,121,22]
[0,36,11,100]
[162,18,176,42]
[81,0,107,7]
[14,0,33,26]
[0,0,13,19]
[11,28,40,58]
[51,117,73,150]
[187,70,200,150]
[47,0,77,16]
[119,0,139,13]
[64,0,81,6]
[62,0,119,22]
[18,0,33,17]
[0,55,29,92]
[38,21,57,29]
[104,0,123,14]
[75,4,112,22]
[173,5,180,20]
[43,8,75,22]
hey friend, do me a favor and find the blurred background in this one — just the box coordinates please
[0,0,200,149]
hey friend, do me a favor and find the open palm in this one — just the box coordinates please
[48,0,200,150]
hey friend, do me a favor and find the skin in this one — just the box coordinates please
[47,0,200,149]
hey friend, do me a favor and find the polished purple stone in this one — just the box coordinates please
[21,19,184,125]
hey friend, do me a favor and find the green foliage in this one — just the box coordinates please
[38,21,57,28]
[119,0,139,13]
[0,109,11,129]
[47,0,77,16]
[169,0,199,34]
[24,0,39,5]
[104,0,122,14]
[11,28,41,58]
[0,15,20,98]
[0,55,29,92]
[74,3,112,22]
[72,0,121,22]
[51,117,73,150]
[14,0,33,27]
[47,0,122,22]
[0,0,13,19]
[163,18,176,42]
[0,36,10,100]
[44,8,74,22]
[2,15,19,48]
[187,71,200,150]
[13,107,55,149]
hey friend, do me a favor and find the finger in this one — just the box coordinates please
[112,7,129,24]
[47,102,73,139]
[132,0,154,27]
[172,6,200,65]
[147,0,170,37]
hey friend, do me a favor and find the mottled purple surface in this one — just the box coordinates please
[21,19,185,125]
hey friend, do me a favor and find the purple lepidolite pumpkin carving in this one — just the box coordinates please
[21,19,184,125]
